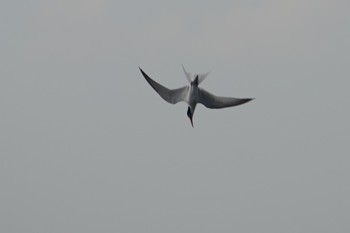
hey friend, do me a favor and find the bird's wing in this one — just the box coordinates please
[198,88,253,109]
[140,67,189,104]
[181,64,192,83]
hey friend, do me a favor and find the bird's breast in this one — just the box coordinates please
[188,85,199,105]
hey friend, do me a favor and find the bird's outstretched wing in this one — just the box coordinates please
[198,88,253,109]
[140,67,189,104]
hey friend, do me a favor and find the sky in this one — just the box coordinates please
[1,0,349,232]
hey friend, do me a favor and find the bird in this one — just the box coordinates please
[139,65,253,127]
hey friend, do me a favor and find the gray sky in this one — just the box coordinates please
[1,0,349,232]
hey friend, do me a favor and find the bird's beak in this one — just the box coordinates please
[190,117,194,128]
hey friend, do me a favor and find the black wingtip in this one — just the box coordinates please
[237,98,254,106]
[139,67,148,78]
[245,98,254,103]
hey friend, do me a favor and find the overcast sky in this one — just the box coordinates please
[1,0,349,232]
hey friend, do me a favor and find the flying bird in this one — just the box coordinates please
[139,65,253,127]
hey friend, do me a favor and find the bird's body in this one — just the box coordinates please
[187,77,199,112]
[139,66,253,127]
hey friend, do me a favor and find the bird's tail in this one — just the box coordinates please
[182,64,192,83]
[182,64,211,84]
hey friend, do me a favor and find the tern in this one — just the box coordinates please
[139,66,253,127]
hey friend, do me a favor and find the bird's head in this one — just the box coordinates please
[187,107,194,127]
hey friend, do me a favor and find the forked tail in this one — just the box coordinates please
[182,65,211,84]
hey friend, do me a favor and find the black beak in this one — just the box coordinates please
[187,107,194,128]
[189,117,194,128]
